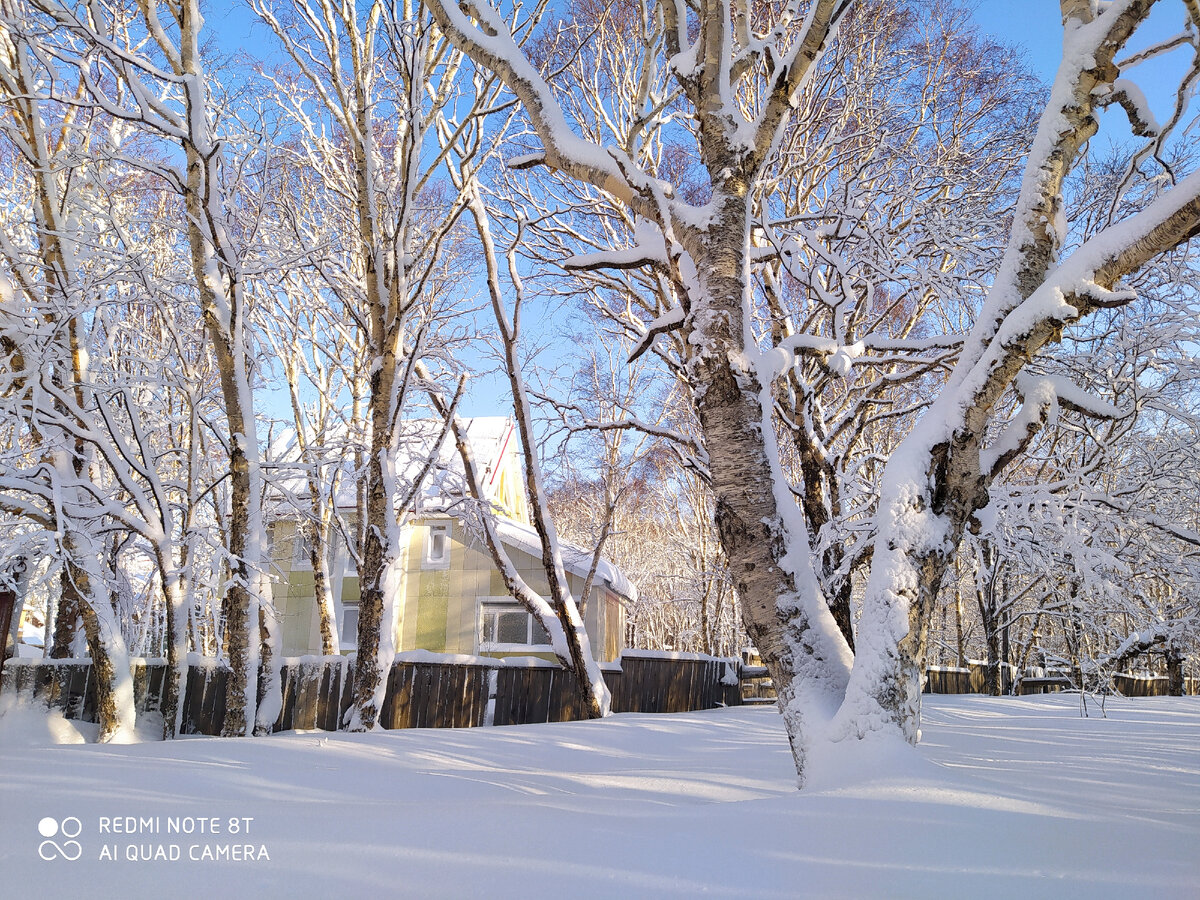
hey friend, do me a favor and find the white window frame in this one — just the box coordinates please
[339,602,360,650]
[477,599,552,653]
[291,524,313,570]
[338,528,358,576]
[422,522,451,569]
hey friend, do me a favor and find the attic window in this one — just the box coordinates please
[423,523,450,569]
[292,527,312,569]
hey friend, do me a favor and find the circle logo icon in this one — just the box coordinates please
[38,817,82,861]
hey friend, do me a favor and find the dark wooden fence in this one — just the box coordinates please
[613,652,741,713]
[275,658,348,731]
[1109,673,1200,697]
[0,651,743,735]
[492,663,592,726]
[8,653,1193,734]
[924,667,972,694]
[0,657,171,723]
[380,661,493,729]
[924,664,1199,697]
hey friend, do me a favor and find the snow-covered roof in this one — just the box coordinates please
[492,519,638,604]
[268,417,636,602]
[414,417,515,513]
[267,416,516,512]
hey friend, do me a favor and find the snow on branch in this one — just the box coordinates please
[953,161,1200,437]
[563,248,669,272]
[1115,29,1196,69]
[1105,77,1160,137]
[981,370,1128,481]
[964,0,1164,360]
[424,0,669,223]
[627,305,685,364]
[1093,623,1176,672]
[506,151,547,170]
[981,375,1059,479]
[563,219,670,274]
[770,332,963,379]
[742,0,855,166]
[1046,375,1127,420]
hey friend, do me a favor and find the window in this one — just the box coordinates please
[340,604,359,649]
[292,526,313,569]
[340,532,358,575]
[423,523,451,569]
[478,601,551,652]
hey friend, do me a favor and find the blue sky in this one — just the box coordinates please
[224,1,1193,419]
[972,0,1064,82]
[974,0,1191,124]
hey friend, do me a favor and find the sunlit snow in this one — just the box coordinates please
[1,696,1196,897]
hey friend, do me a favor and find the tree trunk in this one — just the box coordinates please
[346,437,401,731]
[182,145,269,736]
[681,195,851,778]
[834,431,984,743]
[954,583,966,668]
[983,626,1001,697]
[1166,650,1185,697]
[64,529,135,742]
[453,190,614,721]
[302,477,339,658]
[49,573,81,658]
[158,551,187,739]
[794,418,855,652]
[976,545,1002,696]
[1001,617,1012,695]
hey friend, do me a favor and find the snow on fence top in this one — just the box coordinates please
[393,649,506,668]
[621,648,739,664]
[3,656,167,667]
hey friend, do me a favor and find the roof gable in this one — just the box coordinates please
[267,416,527,521]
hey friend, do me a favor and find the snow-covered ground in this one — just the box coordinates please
[1,695,1197,898]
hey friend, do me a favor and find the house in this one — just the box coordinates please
[268,417,631,662]
[1,557,36,660]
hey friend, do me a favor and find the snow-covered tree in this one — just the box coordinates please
[426,0,1200,781]
[14,0,290,735]
[251,0,519,729]
[0,10,148,740]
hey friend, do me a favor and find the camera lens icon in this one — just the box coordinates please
[38,817,82,861]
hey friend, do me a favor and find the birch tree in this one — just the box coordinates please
[251,0,509,729]
[0,10,142,740]
[839,0,1200,744]
[426,0,1200,781]
[443,191,614,717]
[19,0,286,735]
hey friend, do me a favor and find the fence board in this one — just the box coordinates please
[1,651,745,734]
[384,665,410,729]
[925,668,971,694]
[1113,673,1169,697]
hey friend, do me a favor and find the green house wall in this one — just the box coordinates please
[271,517,625,663]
